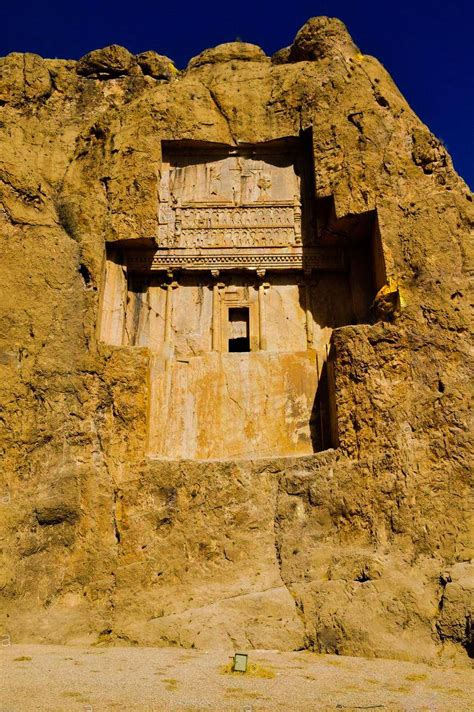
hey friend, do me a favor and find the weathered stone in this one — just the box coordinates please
[187,42,268,69]
[0,17,472,668]
[289,16,359,62]
[35,504,79,526]
[136,51,178,80]
[0,52,52,104]
[437,563,474,654]
[77,44,136,78]
[271,46,291,65]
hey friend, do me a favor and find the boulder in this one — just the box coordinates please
[0,53,52,104]
[188,42,267,69]
[289,16,359,62]
[77,45,135,78]
[437,563,474,654]
[136,51,178,80]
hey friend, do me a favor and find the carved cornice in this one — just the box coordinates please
[126,248,345,272]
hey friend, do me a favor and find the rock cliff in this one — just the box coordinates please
[0,17,472,665]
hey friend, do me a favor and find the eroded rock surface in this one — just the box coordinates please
[0,17,472,665]
[136,51,178,80]
[76,44,136,78]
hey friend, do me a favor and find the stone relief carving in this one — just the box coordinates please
[126,248,345,272]
[167,156,297,205]
[158,151,305,258]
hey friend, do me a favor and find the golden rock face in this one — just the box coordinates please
[0,17,472,663]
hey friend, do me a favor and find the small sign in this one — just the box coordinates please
[233,653,248,673]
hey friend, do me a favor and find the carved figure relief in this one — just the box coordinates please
[158,148,305,258]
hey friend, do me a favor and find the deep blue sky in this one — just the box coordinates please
[3,0,473,188]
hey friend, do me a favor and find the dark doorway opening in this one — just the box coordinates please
[228,307,250,352]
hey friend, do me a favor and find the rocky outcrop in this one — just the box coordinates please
[188,42,268,69]
[288,16,360,61]
[77,44,136,78]
[0,17,472,666]
[0,52,52,104]
[136,51,178,80]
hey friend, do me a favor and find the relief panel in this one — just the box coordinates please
[158,148,304,255]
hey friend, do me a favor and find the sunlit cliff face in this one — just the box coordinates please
[0,17,472,664]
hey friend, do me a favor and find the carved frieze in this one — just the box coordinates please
[168,228,296,249]
[159,204,301,249]
[126,248,345,272]
[179,205,295,229]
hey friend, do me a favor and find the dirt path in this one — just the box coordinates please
[1,645,472,711]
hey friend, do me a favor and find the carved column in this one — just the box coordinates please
[211,271,224,351]
[152,276,178,457]
[212,283,220,351]
[163,276,179,347]
[257,270,269,351]
[304,278,314,349]
[293,195,302,245]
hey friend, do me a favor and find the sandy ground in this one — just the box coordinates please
[0,645,472,711]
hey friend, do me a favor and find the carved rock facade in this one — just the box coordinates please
[0,17,472,664]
